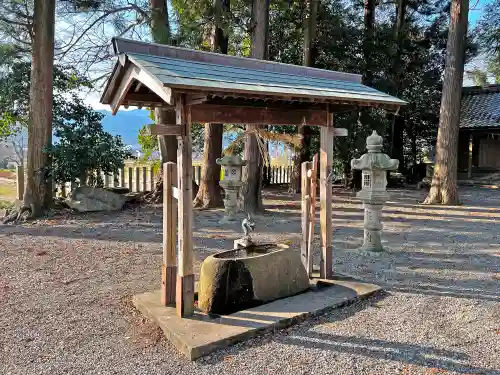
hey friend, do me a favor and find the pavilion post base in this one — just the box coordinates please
[176,274,195,317]
[161,264,177,306]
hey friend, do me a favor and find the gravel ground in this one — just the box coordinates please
[0,187,499,375]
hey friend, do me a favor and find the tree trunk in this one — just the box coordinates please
[363,0,375,86]
[242,0,269,214]
[149,0,177,163]
[424,0,469,205]
[23,0,56,216]
[193,0,229,208]
[389,0,406,168]
[290,0,319,193]
[193,124,223,208]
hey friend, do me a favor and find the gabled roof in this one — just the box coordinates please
[460,84,500,129]
[100,38,405,113]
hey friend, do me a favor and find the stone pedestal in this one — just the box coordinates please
[219,180,241,223]
[360,203,384,252]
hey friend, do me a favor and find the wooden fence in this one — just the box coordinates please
[15,164,293,200]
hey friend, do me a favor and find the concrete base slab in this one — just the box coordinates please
[132,276,381,361]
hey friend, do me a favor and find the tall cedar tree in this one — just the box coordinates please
[242,0,270,214]
[149,0,177,163]
[193,0,229,208]
[290,0,319,193]
[390,0,407,168]
[424,0,469,204]
[23,0,56,216]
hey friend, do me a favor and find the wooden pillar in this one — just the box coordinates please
[128,167,133,191]
[162,162,177,306]
[319,112,334,279]
[301,161,311,273]
[149,166,155,190]
[135,167,140,192]
[16,165,24,201]
[142,166,147,192]
[307,154,318,277]
[175,94,195,317]
[468,132,473,179]
[120,168,125,188]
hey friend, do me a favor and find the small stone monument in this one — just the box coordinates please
[217,154,247,223]
[351,131,399,252]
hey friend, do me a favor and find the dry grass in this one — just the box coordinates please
[0,182,15,199]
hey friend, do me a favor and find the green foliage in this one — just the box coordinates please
[467,68,488,86]
[0,61,92,140]
[46,107,131,186]
[487,60,500,84]
[0,59,130,186]
[476,0,500,84]
[137,114,158,161]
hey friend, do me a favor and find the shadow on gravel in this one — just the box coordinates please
[283,331,496,375]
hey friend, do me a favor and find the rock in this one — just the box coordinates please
[198,244,310,315]
[66,186,126,212]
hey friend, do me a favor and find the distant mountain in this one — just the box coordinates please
[98,109,151,148]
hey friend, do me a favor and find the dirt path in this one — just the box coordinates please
[0,187,499,375]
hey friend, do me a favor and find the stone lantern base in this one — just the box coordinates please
[219,180,242,224]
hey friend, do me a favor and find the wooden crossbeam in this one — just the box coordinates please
[145,124,184,136]
[190,103,329,126]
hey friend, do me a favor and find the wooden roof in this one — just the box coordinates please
[100,38,405,125]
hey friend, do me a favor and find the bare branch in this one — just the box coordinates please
[58,4,148,60]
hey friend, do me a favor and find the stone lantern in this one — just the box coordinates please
[351,131,399,252]
[216,154,247,223]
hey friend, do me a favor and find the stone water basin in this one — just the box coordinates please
[198,243,310,315]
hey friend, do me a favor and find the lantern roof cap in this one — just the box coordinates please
[216,154,247,166]
[366,130,383,152]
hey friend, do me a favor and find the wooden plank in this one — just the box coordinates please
[120,168,125,188]
[145,124,183,136]
[142,167,147,192]
[135,167,140,192]
[307,154,318,277]
[162,162,177,306]
[128,167,133,191]
[190,104,328,126]
[319,113,334,279]
[175,94,195,318]
[16,165,24,201]
[468,133,473,179]
[149,166,155,190]
[135,67,173,105]
[186,94,207,105]
[172,186,179,200]
[301,161,312,273]
[333,128,348,137]
[110,65,138,115]
[196,166,201,185]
